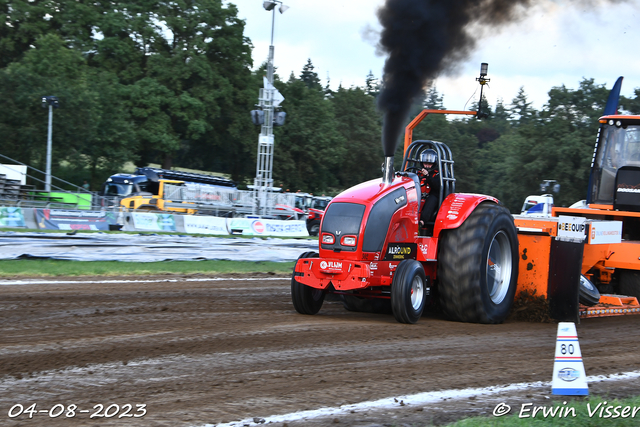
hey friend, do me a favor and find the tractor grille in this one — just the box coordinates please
[320,202,365,252]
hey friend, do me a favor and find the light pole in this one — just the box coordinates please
[41,96,59,192]
[253,0,288,216]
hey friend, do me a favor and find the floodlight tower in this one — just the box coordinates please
[41,96,60,191]
[253,0,288,216]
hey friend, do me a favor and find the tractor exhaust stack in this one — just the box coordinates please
[382,156,394,185]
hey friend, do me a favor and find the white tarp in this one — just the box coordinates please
[0,232,317,262]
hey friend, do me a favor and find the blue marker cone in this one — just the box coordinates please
[552,322,589,395]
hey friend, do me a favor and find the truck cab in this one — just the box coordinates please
[102,173,155,198]
[520,194,554,217]
[589,115,640,214]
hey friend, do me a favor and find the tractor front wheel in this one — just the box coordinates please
[438,203,519,324]
[291,252,324,315]
[391,259,427,324]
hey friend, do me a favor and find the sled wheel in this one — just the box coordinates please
[619,269,640,300]
[291,252,324,315]
[391,259,427,324]
[579,275,600,306]
[438,203,519,323]
[308,220,321,236]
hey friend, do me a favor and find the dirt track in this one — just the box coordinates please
[1,274,640,427]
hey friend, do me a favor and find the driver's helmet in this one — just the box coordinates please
[419,149,437,164]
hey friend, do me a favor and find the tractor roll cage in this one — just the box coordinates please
[399,109,475,205]
[402,140,455,206]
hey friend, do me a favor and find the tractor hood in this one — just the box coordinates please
[320,176,414,256]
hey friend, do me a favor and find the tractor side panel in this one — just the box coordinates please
[516,234,553,298]
[362,187,408,252]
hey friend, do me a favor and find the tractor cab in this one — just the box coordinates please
[400,140,455,234]
[589,116,640,211]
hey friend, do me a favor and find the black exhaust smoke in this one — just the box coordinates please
[376,0,532,157]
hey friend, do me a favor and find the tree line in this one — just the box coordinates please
[1,0,639,213]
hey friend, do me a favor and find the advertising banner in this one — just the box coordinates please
[262,220,308,237]
[36,209,117,231]
[0,207,26,227]
[227,218,308,237]
[556,216,587,242]
[131,213,176,232]
[588,220,622,244]
[183,215,229,235]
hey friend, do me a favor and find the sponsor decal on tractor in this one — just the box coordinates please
[384,243,417,261]
[320,260,343,271]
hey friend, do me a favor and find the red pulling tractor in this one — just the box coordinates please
[291,110,520,324]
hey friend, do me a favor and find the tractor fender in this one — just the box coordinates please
[433,193,499,238]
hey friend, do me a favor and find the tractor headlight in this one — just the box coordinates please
[322,233,335,244]
[341,236,357,246]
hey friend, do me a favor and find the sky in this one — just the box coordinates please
[232,0,640,112]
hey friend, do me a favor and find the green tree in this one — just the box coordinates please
[424,86,444,110]
[331,86,383,187]
[122,1,254,171]
[274,75,345,192]
[0,34,135,188]
[620,88,640,114]
[365,70,380,97]
[299,59,322,91]
[0,0,58,67]
[509,87,536,126]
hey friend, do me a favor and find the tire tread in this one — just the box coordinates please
[437,203,518,324]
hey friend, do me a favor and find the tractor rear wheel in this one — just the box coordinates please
[438,203,519,323]
[619,269,640,300]
[291,252,324,315]
[391,259,427,324]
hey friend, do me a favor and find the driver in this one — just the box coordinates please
[418,149,441,228]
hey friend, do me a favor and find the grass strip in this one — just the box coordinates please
[0,259,295,277]
[447,396,640,426]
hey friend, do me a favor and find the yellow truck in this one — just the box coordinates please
[101,167,236,215]
[120,179,197,214]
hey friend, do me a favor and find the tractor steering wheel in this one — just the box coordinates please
[405,166,421,174]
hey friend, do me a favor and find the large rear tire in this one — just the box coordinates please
[619,269,640,300]
[291,252,324,315]
[438,203,519,324]
[391,259,427,324]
